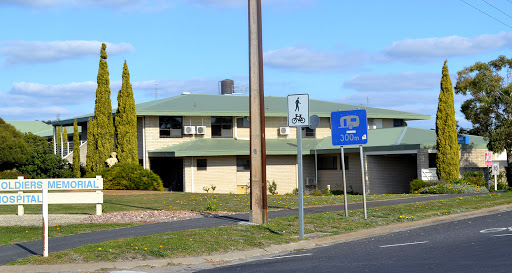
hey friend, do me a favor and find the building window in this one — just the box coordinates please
[318,156,337,170]
[302,127,315,138]
[339,156,349,170]
[159,116,182,138]
[211,117,233,138]
[393,119,405,127]
[237,157,250,172]
[429,153,437,168]
[236,117,250,128]
[197,159,207,171]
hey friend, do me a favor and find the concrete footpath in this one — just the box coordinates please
[0,193,508,272]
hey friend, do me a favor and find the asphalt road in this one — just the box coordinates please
[0,193,490,265]
[201,207,512,273]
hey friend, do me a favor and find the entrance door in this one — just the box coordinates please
[150,158,183,191]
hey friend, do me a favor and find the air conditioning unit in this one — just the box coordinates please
[305,178,317,186]
[184,126,196,135]
[196,126,206,135]
[279,127,290,135]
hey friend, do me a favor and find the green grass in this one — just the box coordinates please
[0,223,139,246]
[0,192,423,215]
[10,192,512,266]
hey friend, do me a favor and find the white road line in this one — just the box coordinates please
[380,241,429,248]
[264,253,312,260]
[493,234,512,237]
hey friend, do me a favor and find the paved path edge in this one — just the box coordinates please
[2,203,512,273]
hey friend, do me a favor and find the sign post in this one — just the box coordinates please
[331,109,368,219]
[42,188,48,257]
[492,163,499,191]
[288,94,309,240]
[485,152,492,189]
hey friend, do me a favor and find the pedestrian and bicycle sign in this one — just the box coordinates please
[331,109,368,145]
[288,94,309,127]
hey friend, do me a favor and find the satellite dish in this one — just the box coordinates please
[309,115,320,129]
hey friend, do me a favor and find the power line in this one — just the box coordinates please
[460,0,512,29]
[507,0,512,5]
[481,0,512,19]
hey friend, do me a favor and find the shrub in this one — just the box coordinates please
[419,183,488,194]
[462,171,486,187]
[309,189,322,196]
[100,163,164,191]
[0,171,30,179]
[409,179,432,193]
[268,180,278,195]
[322,187,333,196]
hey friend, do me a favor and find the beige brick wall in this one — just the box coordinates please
[181,155,299,194]
[460,149,488,167]
[183,156,237,193]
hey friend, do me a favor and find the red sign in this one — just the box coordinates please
[485,152,492,165]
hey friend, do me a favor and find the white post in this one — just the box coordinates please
[42,188,49,257]
[17,176,24,216]
[495,173,498,191]
[96,175,103,215]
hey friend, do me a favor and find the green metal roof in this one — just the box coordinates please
[5,121,54,137]
[53,94,430,126]
[315,127,488,154]
[149,127,488,158]
[148,138,319,157]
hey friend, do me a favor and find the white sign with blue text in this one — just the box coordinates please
[0,178,103,205]
[331,109,368,146]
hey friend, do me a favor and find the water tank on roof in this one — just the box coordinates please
[219,79,234,95]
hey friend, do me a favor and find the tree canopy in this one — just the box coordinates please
[455,55,512,184]
[0,118,30,170]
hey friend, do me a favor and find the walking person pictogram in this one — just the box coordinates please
[295,97,301,111]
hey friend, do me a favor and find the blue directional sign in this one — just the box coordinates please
[331,109,368,146]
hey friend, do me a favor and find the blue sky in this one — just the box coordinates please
[1,0,511,130]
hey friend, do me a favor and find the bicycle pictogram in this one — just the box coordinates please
[292,114,305,124]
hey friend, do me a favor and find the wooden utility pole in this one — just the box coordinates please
[248,0,268,225]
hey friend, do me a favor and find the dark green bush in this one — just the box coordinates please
[331,190,344,195]
[409,179,432,193]
[462,171,486,187]
[0,171,30,179]
[100,163,164,191]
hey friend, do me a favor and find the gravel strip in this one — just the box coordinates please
[0,210,234,227]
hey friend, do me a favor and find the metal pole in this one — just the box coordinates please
[341,146,348,217]
[297,127,304,239]
[314,135,318,189]
[360,145,367,219]
[248,0,267,225]
[42,188,49,257]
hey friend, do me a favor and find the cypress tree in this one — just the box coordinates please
[115,60,138,163]
[436,60,460,180]
[63,127,68,143]
[73,119,81,178]
[91,43,115,173]
[86,117,98,174]
[56,127,62,144]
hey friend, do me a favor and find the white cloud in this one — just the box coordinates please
[133,78,226,97]
[0,0,174,11]
[0,41,134,65]
[10,81,97,97]
[338,91,439,109]
[383,32,512,62]
[0,106,71,121]
[264,47,371,73]
[343,72,440,92]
